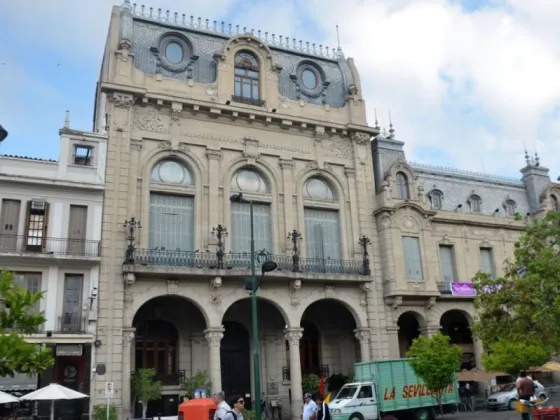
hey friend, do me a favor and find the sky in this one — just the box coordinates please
[0,0,559,180]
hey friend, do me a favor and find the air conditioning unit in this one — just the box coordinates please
[31,200,45,210]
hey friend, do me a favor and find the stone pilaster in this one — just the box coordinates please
[284,328,303,420]
[354,328,371,362]
[122,328,135,419]
[280,159,294,251]
[204,328,225,393]
[386,326,400,358]
[420,325,441,337]
[206,150,222,237]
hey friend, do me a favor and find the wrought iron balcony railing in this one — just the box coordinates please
[127,249,369,275]
[231,95,266,107]
[56,314,88,334]
[0,234,100,257]
[437,282,452,294]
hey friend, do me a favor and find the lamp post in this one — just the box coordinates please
[212,224,228,269]
[123,217,141,263]
[230,192,277,419]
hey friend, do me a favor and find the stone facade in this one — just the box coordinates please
[92,3,384,419]
[371,131,560,369]
[0,121,106,418]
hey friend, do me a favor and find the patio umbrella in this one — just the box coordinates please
[457,368,507,382]
[541,361,560,372]
[19,383,89,420]
[0,390,19,404]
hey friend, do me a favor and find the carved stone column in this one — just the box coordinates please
[354,328,371,362]
[204,328,225,393]
[284,328,303,420]
[122,328,135,418]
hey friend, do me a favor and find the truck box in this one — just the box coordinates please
[354,358,459,413]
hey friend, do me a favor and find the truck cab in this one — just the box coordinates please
[330,382,379,420]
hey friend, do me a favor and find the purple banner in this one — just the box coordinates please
[451,282,476,296]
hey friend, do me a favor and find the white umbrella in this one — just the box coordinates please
[0,390,19,404]
[19,383,89,420]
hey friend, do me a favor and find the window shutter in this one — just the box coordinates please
[23,200,32,248]
[42,202,50,251]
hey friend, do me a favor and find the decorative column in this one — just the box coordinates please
[204,328,224,393]
[354,328,371,362]
[386,326,400,358]
[122,328,135,418]
[284,328,303,420]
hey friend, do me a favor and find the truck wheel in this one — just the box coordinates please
[413,408,431,420]
[349,414,363,420]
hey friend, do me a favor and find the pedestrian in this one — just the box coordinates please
[261,392,269,420]
[313,394,331,420]
[222,395,245,420]
[212,391,231,420]
[302,393,317,420]
[516,370,535,420]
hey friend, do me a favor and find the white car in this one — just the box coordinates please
[487,381,548,411]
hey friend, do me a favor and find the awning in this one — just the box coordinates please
[0,373,38,391]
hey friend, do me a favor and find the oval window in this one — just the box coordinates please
[165,42,183,64]
[302,69,318,90]
[158,161,185,184]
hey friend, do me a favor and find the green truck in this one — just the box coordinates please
[329,359,459,420]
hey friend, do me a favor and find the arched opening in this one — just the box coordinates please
[300,299,358,385]
[395,172,410,199]
[440,310,474,370]
[233,51,261,105]
[132,295,207,418]
[397,312,426,358]
[468,194,482,213]
[552,194,560,212]
[221,297,287,411]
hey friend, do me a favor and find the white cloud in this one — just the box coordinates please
[2,0,559,179]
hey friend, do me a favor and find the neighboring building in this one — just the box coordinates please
[371,129,560,370]
[0,117,106,419]
[92,2,385,418]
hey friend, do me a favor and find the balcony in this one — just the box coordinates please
[56,313,88,334]
[0,234,100,258]
[124,249,369,279]
[231,95,266,107]
[438,282,452,294]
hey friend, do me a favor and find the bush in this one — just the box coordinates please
[92,403,118,420]
[302,373,320,395]
[243,409,256,420]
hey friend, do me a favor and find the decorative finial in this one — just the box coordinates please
[374,109,379,129]
[336,25,341,50]
[388,111,395,136]
[121,0,132,11]
[534,152,540,167]
[64,110,70,129]
[524,149,530,166]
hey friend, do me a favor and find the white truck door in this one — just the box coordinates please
[356,385,377,420]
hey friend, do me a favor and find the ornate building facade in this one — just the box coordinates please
[92,2,387,418]
[372,130,560,370]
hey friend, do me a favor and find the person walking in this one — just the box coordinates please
[516,370,535,420]
[213,391,231,420]
[222,395,245,420]
[302,393,317,420]
[313,394,331,420]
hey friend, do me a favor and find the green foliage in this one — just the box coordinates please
[180,370,212,399]
[482,341,549,375]
[0,271,54,377]
[472,212,560,358]
[131,368,162,418]
[406,332,462,416]
[302,373,320,395]
[92,404,118,420]
[326,374,349,393]
[243,409,256,420]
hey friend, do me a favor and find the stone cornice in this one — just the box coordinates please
[431,213,526,230]
[0,174,105,191]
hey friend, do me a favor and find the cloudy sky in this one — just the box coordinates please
[0,0,559,180]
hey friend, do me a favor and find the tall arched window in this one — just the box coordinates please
[303,177,341,272]
[552,194,560,212]
[230,168,272,253]
[504,199,516,217]
[234,51,260,105]
[430,190,443,210]
[468,194,482,213]
[149,159,195,251]
[395,172,410,199]
[135,320,178,379]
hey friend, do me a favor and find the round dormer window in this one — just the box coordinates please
[302,69,317,90]
[295,61,325,98]
[165,42,183,64]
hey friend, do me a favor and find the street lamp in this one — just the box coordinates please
[0,125,7,142]
[230,192,277,419]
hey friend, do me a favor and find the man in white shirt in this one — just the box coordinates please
[302,393,317,420]
[213,391,231,420]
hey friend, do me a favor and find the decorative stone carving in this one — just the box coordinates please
[280,159,294,169]
[381,180,392,201]
[124,291,134,307]
[284,329,303,347]
[110,93,134,109]
[306,161,319,170]
[325,137,351,158]
[344,167,356,177]
[210,295,222,306]
[130,139,143,151]
[426,297,437,310]
[380,213,392,229]
[351,132,371,145]
[123,272,135,286]
[290,297,300,308]
[314,130,326,143]
[402,216,415,230]
[204,330,224,348]
[123,330,135,347]
[206,150,222,160]
[354,328,370,343]
[211,277,222,289]
[158,140,172,150]
[392,296,403,310]
[292,280,302,290]
[324,286,335,299]
[166,279,179,294]
[243,136,261,160]
[323,163,334,173]
[134,108,169,133]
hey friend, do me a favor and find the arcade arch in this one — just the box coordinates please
[440,310,475,370]
[397,311,427,358]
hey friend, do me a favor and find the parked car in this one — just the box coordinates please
[487,381,548,411]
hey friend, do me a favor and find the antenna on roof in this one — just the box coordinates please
[388,111,395,137]
[374,109,379,130]
[64,110,70,129]
[336,25,341,51]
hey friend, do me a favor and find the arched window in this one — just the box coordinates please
[135,320,178,380]
[552,194,560,212]
[395,172,410,199]
[303,177,341,271]
[504,199,516,217]
[430,190,443,210]
[468,194,482,213]
[230,168,272,253]
[149,159,195,251]
[234,51,260,105]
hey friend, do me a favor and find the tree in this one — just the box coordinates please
[406,332,462,418]
[482,341,549,375]
[131,368,162,418]
[180,370,211,399]
[301,373,320,395]
[0,271,54,377]
[472,211,560,367]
